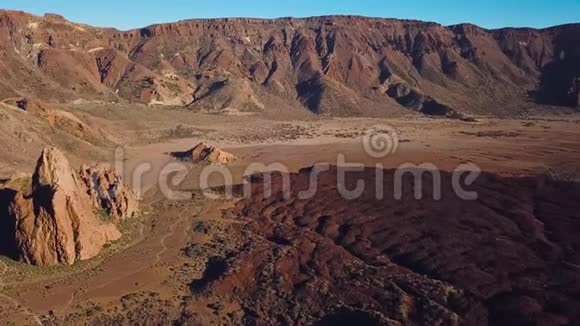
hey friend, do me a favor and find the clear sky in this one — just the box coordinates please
[1,0,579,31]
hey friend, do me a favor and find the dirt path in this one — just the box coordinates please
[0,205,153,318]
[60,221,147,314]
[60,207,191,315]
[154,208,190,266]
[0,260,43,325]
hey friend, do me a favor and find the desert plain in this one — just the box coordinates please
[0,102,579,325]
[0,9,579,326]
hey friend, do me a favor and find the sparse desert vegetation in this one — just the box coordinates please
[0,4,579,326]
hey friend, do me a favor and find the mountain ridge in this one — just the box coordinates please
[9,10,578,32]
[1,9,578,117]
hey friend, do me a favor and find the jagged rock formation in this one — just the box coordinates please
[6,148,121,265]
[80,165,139,222]
[0,10,579,116]
[171,142,236,164]
[0,148,138,266]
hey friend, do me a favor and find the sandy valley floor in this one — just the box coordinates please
[1,108,580,324]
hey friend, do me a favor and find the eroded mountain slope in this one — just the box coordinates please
[0,10,578,116]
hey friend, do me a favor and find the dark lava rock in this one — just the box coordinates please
[199,167,580,325]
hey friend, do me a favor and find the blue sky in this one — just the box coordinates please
[1,0,579,31]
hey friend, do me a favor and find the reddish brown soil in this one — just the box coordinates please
[1,116,579,324]
[192,167,580,325]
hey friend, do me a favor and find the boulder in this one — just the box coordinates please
[386,82,412,98]
[4,97,51,114]
[172,142,236,164]
[80,165,139,222]
[4,148,128,266]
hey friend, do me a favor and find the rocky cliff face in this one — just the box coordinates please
[0,10,578,116]
[0,148,138,266]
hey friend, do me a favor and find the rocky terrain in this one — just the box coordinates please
[208,167,580,325]
[0,10,579,117]
[0,8,579,326]
[0,147,137,266]
[0,115,578,324]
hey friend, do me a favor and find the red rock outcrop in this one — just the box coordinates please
[80,165,139,222]
[7,148,121,265]
[172,142,236,164]
[1,148,138,266]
